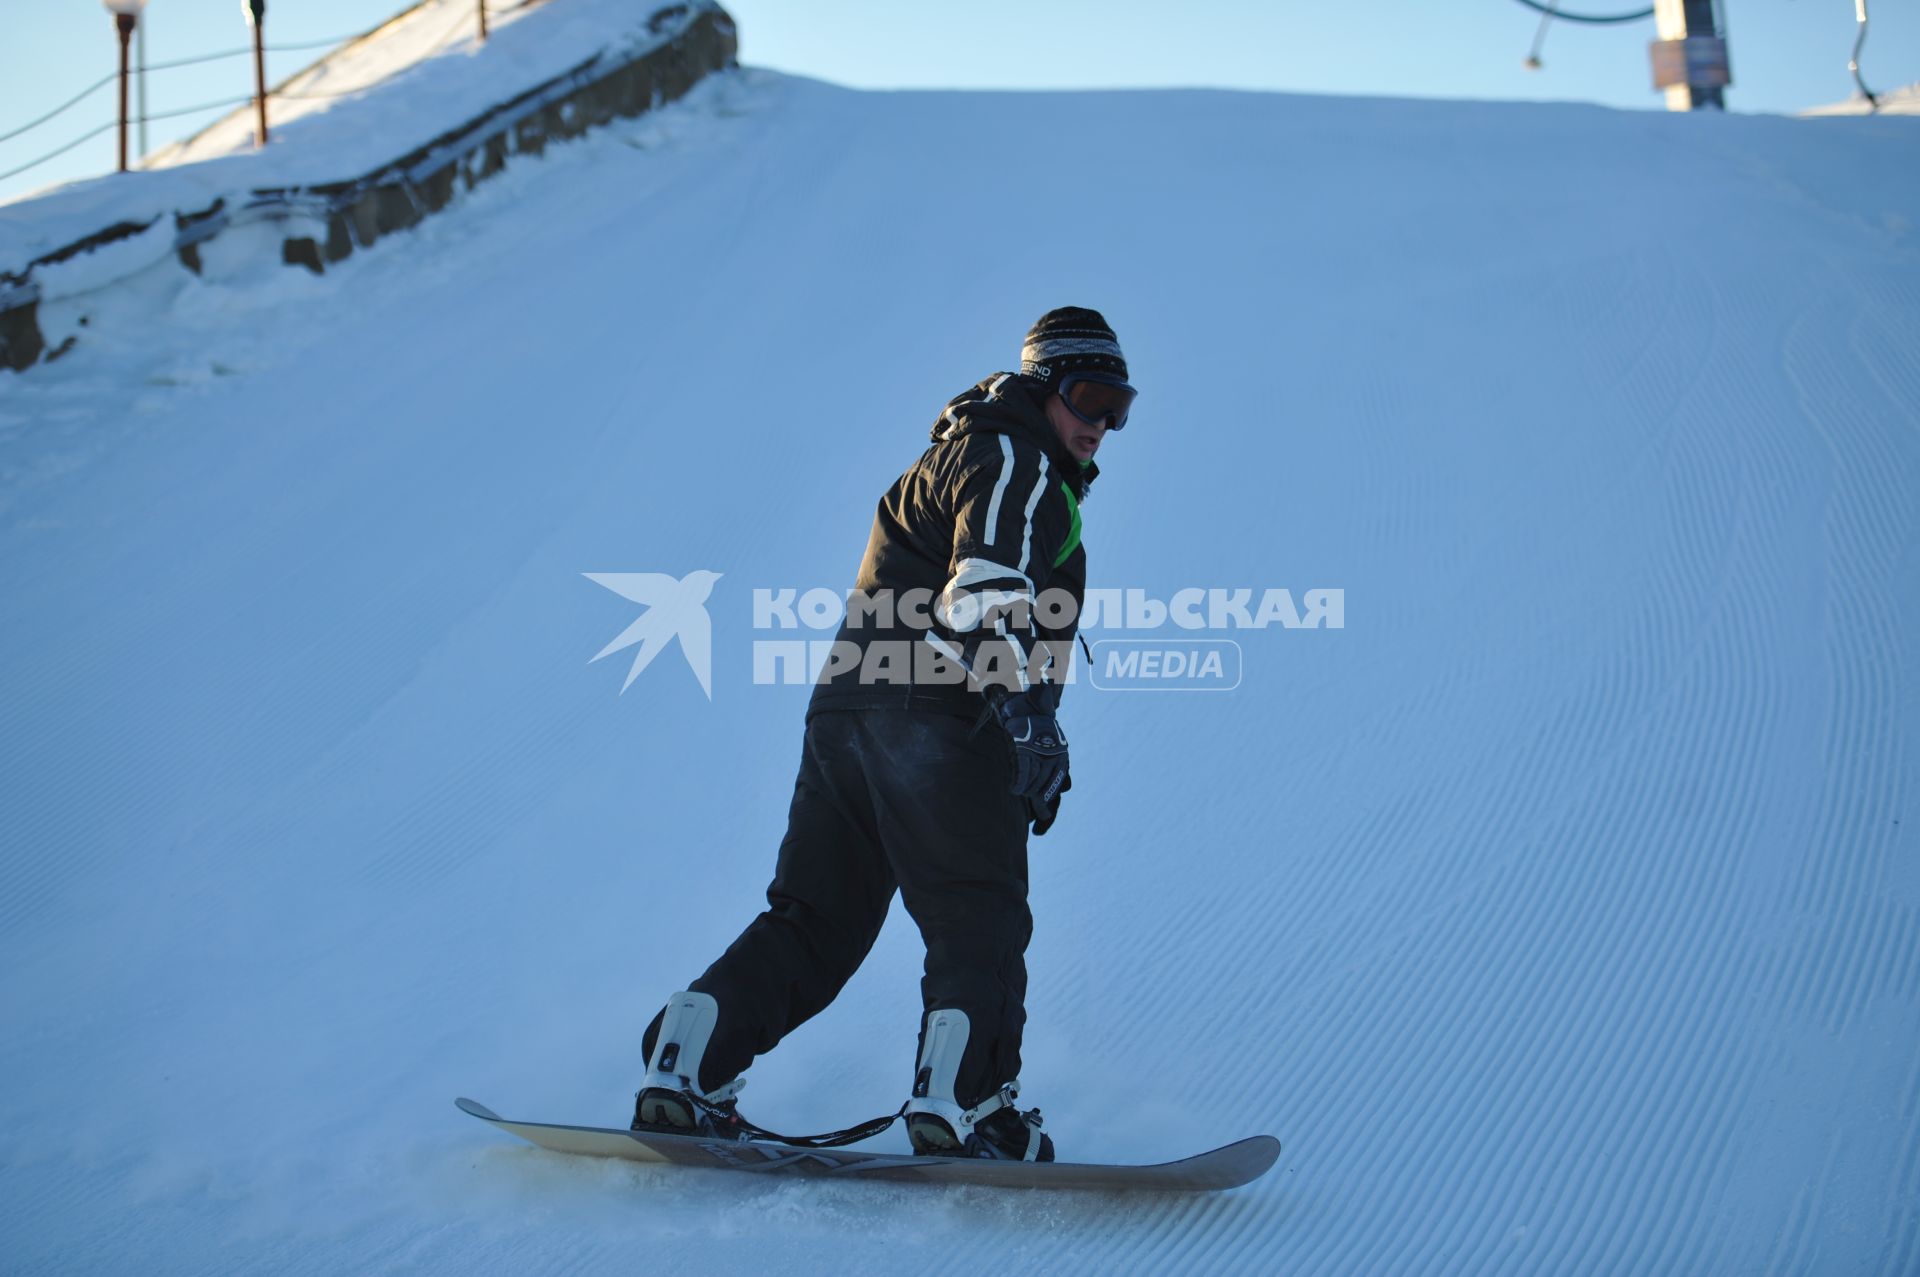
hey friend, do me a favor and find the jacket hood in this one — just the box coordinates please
[928,372,1099,497]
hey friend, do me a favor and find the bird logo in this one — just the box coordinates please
[584,570,722,697]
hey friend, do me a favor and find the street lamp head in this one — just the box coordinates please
[101,0,148,15]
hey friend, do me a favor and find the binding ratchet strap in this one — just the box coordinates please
[697,1075,746,1105]
[961,1080,1019,1130]
[690,1092,909,1150]
[681,1085,1038,1154]
[964,1081,1043,1162]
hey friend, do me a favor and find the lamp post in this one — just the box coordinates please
[478,1,489,43]
[243,0,269,147]
[136,9,149,159]
[102,0,148,174]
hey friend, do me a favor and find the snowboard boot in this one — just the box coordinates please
[903,1008,1054,1162]
[631,991,751,1141]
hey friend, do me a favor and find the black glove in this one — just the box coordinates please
[988,688,1070,821]
[1028,772,1069,837]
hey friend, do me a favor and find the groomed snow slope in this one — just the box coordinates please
[3,70,1918,1275]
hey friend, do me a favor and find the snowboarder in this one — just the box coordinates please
[632,307,1134,1162]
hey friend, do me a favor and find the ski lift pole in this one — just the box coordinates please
[1649,0,1730,111]
[479,1,489,43]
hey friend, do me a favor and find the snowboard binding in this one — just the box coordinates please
[631,996,1052,1159]
[903,1009,1054,1162]
[631,991,753,1141]
[630,1081,752,1140]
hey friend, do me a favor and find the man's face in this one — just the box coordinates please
[1046,391,1108,464]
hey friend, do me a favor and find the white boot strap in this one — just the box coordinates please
[703,1074,746,1105]
[961,1092,1006,1127]
[959,1080,1017,1128]
[641,1068,746,1106]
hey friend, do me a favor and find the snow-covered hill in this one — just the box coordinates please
[2,65,1917,1275]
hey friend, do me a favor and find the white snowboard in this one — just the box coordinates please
[457,1097,1280,1193]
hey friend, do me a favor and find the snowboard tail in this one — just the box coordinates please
[456,1097,1279,1192]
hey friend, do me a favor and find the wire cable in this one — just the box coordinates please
[140,95,261,124]
[1508,0,1653,24]
[144,36,361,76]
[0,35,361,147]
[0,82,373,186]
[2,1,546,188]
[0,96,258,184]
[0,73,118,146]
[0,121,121,185]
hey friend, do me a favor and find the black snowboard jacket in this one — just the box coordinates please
[807,372,1094,721]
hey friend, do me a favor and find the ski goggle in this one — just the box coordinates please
[1058,372,1136,432]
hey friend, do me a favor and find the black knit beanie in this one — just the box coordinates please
[1019,306,1128,384]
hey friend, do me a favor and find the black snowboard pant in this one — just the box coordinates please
[642,707,1032,1109]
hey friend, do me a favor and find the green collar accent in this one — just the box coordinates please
[1053,482,1082,568]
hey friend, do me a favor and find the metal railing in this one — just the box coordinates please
[0,2,508,187]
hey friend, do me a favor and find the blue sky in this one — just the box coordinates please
[3,0,1915,206]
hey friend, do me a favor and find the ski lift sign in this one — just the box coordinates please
[1649,36,1731,89]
